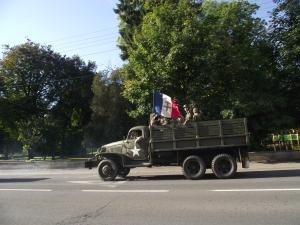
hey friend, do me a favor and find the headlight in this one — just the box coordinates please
[100,147,106,152]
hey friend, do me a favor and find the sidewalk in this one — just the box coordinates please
[249,151,300,162]
[0,159,85,170]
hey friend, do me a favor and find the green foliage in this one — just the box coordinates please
[84,69,135,147]
[0,41,96,158]
[1,0,299,156]
[0,41,62,129]
[49,56,95,156]
[122,0,275,122]
[114,0,145,60]
[0,127,21,158]
[270,0,300,126]
[115,0,300,143]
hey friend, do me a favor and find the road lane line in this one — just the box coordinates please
[0,189,52,192]
[68,181,127,185]
[82,189,169,193]
[68,180,127,188]
[211,188,300,192]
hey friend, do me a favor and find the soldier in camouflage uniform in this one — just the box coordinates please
[150,113,160,126]
[183,104,193,125]
[150,113,169,126]
[192,107,202,122]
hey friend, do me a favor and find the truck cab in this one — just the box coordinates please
[122,126,150,161]
[97,126,151,162]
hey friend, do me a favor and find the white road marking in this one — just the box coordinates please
[68,180,126,184]
[211,188,300,192]
[68,180,127,188]
[69,181,92,184]
[0,189,52,192]
[81,189,169,193]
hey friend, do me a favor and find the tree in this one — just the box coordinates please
[0,41,64,158]
[122,0,274,122]
[0,41,96,158]
[84,69,135,148]
[0,127,21,159]
[270,0,300,127]
[49,56,95,156]
[114,0,145,60]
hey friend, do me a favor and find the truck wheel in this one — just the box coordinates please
[211,154,237,179]
[118,167,130,178]
[182,156,206,180]
[97,159,118,181]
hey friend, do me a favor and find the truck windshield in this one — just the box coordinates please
[128,130,142,140]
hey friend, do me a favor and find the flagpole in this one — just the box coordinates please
[152,90,155,113]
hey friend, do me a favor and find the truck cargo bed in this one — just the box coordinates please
[150,118,249,152]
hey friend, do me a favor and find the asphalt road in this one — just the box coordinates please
[1,162,300,225]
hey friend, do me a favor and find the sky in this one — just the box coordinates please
[0,0,276,71]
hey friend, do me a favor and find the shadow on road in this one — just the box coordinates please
[0,178,50,183]
[253,160,300,165]
[124,175,185,181]
[235,169,300,179]
[123,169,300,181]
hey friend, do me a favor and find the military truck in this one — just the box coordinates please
[85,118,250,181]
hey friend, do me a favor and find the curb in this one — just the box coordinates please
[249,151,300,162]
[0,160,85,170]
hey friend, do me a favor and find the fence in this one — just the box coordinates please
[270,129,300,151]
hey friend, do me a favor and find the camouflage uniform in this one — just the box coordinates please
[192,107,202,121]
[150,113,160,126]
[183,104,193,125]
[159,117,169,125]
[150,113,169,126]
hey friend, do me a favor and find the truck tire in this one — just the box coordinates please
[211,154,237,179]
[97,159,118,181]
[118,167,130,178]
[182,155,206,180]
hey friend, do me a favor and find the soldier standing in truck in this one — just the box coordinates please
[183,104,193,125]
[150,113,159,126]
[192,106,202,122]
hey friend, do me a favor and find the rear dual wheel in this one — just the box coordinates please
[211,154,237,179]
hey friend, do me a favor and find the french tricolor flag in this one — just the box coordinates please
[153,91,182,119]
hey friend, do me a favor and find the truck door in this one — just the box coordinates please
[125,128,148,160]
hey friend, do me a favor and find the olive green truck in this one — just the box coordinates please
[85,118,250,181]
